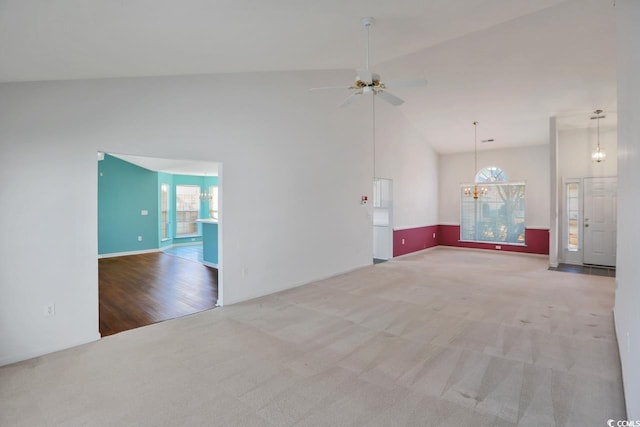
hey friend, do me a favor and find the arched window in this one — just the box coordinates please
[476,167,507,183]
[461,166,526,245]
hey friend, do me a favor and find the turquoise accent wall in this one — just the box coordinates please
[202,222,219,265]
[98,154,159,254]
[99,156,218,255]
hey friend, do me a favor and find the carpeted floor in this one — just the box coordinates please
[0,247,625,426]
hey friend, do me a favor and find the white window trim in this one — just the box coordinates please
[459,181,526,245]
[175,185,200,238]
[564,178,582,252]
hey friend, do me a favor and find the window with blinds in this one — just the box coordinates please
[208,185,219,220]
[176,185,200,237]
[567,181,580,251]
[161,183,170,240]
[460,183,526,244]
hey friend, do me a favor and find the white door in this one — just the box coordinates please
[373,178,393,260]
[583,177,617,266]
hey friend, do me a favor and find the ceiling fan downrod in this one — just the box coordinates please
[361,17,375,71]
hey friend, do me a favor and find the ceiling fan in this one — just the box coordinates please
[310,17,427,107]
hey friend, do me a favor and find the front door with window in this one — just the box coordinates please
[583,177,617,266]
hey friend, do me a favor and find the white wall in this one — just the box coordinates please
[558,127,617,179]
[0,70,437,365]
[615,0,640,418]
[438,144,550,228]
[375,102,439,230]
[556,126,617,264]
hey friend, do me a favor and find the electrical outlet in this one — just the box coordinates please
[401,239,405,245]
[44,304,55,317]
[141,210,148,216]
[138,236,142,242]
[433,233,436,239]
[496,245,501,250]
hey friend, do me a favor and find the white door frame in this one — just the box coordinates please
[583,176,617,267]
[373,177,393,260]
[561,177,583,266]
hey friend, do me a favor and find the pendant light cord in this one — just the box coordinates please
[473,121,478,180]
[373,92,376,179]
[597,112,600,151]
[366,20,374,179]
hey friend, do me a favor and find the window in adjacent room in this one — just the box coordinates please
[175,185,200,237]
[460,167,525,244]
[208,185,219,220]
[566,180,580,252]
[161,183,170,240]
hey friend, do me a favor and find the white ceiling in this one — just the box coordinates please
[109,153,219,176]
[0,0,618,154]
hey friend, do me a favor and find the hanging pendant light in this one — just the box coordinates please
[199,190,213,202]
[464,121,488,199]
[591,109,606,163]
[200,173,213,201]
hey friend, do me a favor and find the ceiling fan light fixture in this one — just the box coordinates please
[308,17,427,107]
[360,17,375,28]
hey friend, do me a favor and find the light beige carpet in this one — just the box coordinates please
[0,247,626,426]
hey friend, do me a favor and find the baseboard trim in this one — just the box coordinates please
[439,245,548,259]
[170,241,203,248]
[99,241,205,259]
[392,246,440,259]
[98,248,160,259]
[0,333,101,367]
[222,260,372,306]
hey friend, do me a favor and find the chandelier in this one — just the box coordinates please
[591,109,606,163]
[464,121,488,199]
[199,190,213,201]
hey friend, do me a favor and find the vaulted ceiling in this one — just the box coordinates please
[0,0,617,153]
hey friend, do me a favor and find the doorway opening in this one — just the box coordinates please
[560,176,617,268]
[97,152,222,336]
[373,178,393,263]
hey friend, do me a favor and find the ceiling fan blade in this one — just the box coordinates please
[309,85,353,91]
[376,90,404,106]
[356,68,373,84]
[339,91,362,108]
[383,79,428,88]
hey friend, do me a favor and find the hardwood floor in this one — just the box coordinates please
[98,252,218,336]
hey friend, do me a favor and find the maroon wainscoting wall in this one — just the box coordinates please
[437,225,549,255]
[393,225,549,257]
[393,225,439,257]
